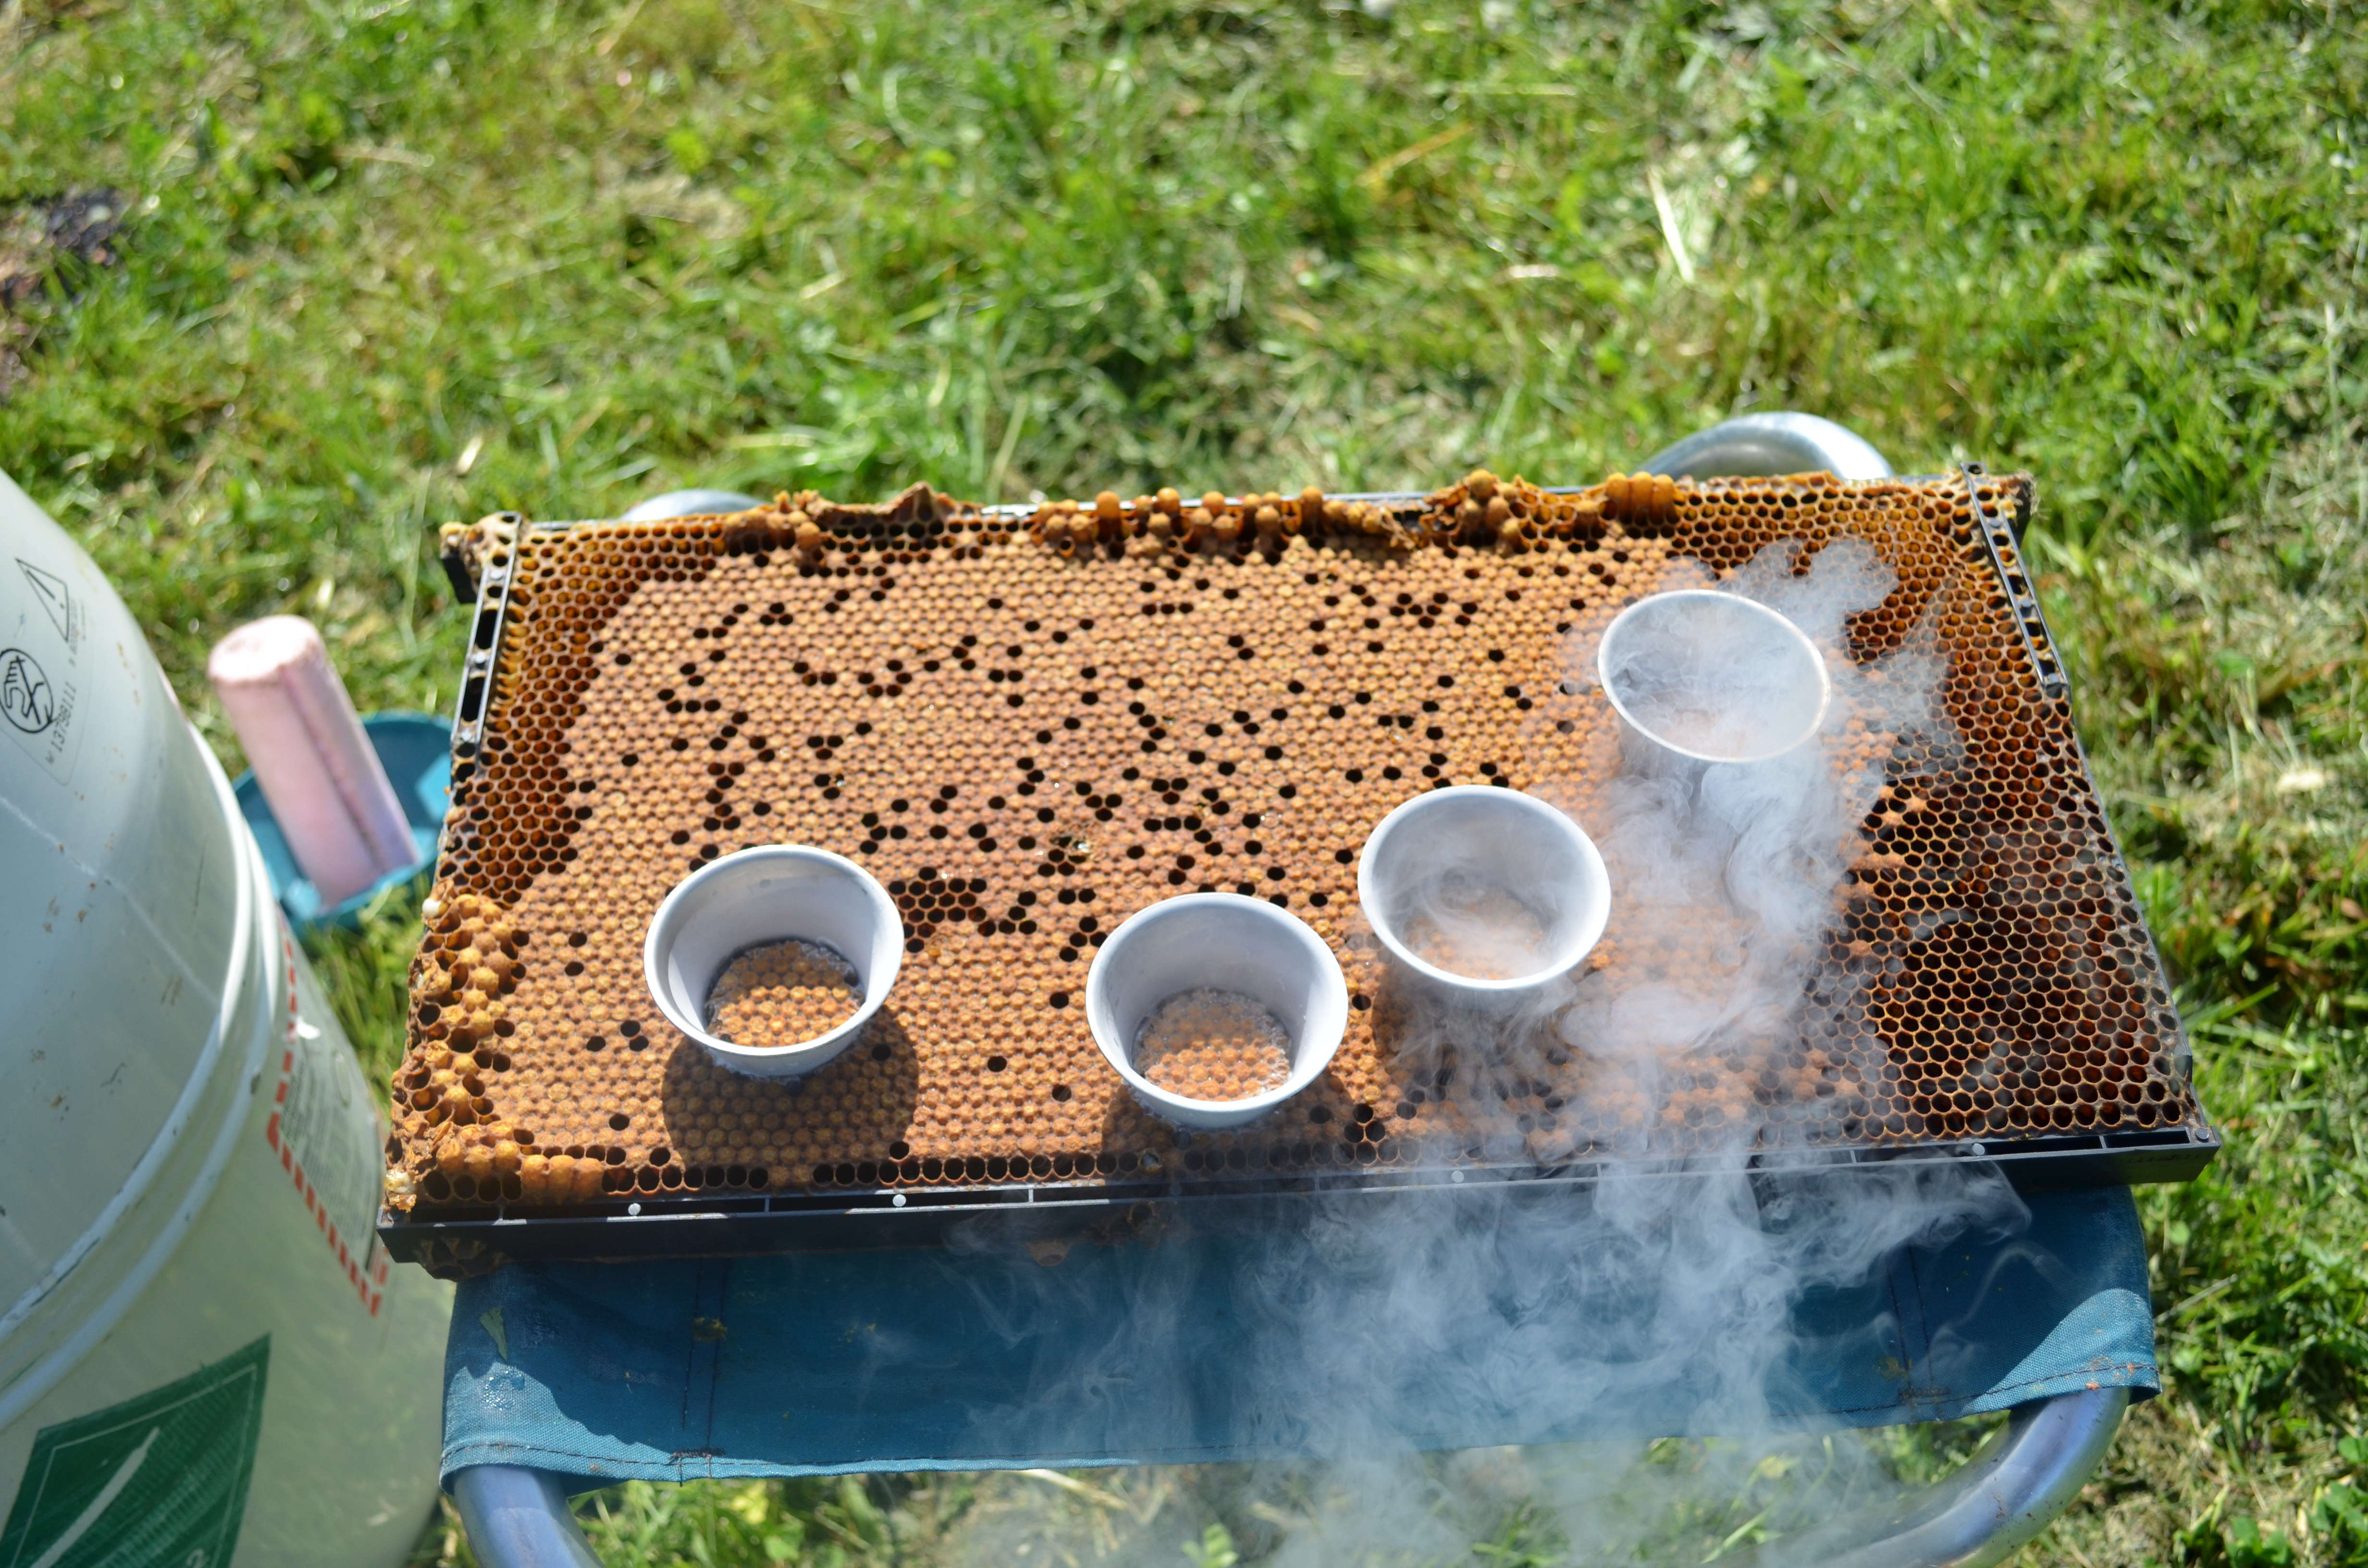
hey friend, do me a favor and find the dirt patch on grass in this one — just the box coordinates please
[0,187,130,400]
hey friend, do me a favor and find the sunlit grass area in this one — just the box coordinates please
[4,0,2363,1561]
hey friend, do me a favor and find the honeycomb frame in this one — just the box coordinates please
[381,469,2216,1268]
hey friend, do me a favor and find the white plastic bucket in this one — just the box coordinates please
[0,470,449,1566]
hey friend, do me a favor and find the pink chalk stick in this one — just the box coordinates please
[210,615,417,907]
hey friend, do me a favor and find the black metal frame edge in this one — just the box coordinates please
[377,1125,2219,1265]
[445,513,523,809]
[1961,464,2066,699]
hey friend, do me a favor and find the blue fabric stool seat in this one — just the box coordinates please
[441,1183,2154,1489]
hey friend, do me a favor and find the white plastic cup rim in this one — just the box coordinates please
[642,845,904,1079]
[1357,785,1611,1007]
[1084,892,1349,1131]
[1596,589,1832,764]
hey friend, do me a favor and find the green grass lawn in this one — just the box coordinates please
[3,0,2363,1561]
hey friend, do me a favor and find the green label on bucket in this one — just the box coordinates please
[0,1336,268,1568]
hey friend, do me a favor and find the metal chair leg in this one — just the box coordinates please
[1735,1387,2131,1568]
[450,1465,605,1568]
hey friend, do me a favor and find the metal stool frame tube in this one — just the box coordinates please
[450,421,2131,1568]
[450,1391,2128,1568]
[450,1465,604,1568]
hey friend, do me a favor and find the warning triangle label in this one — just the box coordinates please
[18,559,80,648]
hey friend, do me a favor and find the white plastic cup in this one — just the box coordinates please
[1357,785,1611,1012]
[643,846,903,1079]
[1595,589,1831,764]
[1085,893,1349,1131]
